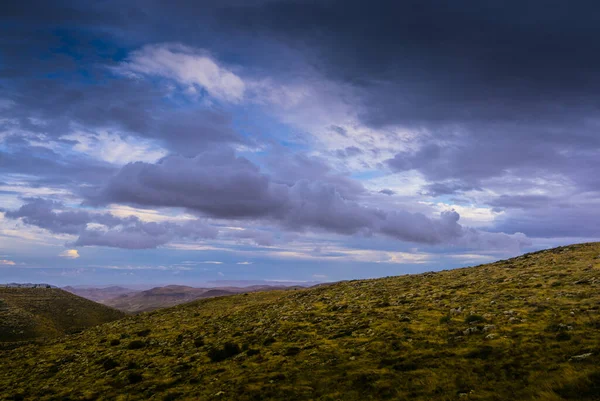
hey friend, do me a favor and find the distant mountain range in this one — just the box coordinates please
[63,284,306,313]
[62,286,134,302]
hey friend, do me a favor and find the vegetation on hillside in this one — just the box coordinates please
[0,288,126,343]
[1,243,599,400]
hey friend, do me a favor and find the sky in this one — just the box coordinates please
[1,0,599,286]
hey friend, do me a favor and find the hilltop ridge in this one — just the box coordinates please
[0,287,126,343]
[0,243,599,400]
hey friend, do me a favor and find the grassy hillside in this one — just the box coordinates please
[1,243,599,400]
[101,284,301,313]
[0,288,126,343]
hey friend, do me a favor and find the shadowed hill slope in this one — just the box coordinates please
[1,243,600,400]
[0,288,126,342]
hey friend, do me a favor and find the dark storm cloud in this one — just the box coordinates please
[90,148,528,248]
[4,198,91,235]
[0,6,245,159]
[213,0,600,123]
[207,0,600,209]
[3,0,599,243]
[493,206,600,239]
[3,77,243,156]
[4,198,217,249]
[93,147,288,219]
[8,1,600,126]
[385,125,600,196]
[0,140,116,189]
[266,152,365,200]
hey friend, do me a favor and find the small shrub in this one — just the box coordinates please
[284,347,301,356]
[465,346,495,360]
[207,342,241,362]
[263,337,276,346]
[163,392,182,401]
[465,315,485,324]
[127,340,146,350]
[439,315,451,324]
[109,339,121,346]
[136,329,151,337]
[193,337,204,347]
[246,348,260,356]
[127,372,143,384]
[100,358,119,371]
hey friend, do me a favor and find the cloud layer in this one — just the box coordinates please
[1,1,598,284]
[4,198,217,249]
[90,148,528,249]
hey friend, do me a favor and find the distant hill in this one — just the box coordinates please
[1,243,599,400]
[0,287,126,342]
[101,284,300,313]
[62,286,135,302]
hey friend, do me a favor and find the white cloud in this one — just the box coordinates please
[426,202,501,228]
[59,249,80,259]
[236,261,253,265]
[62,130,166,165]
[0,259,16,266]
[117,43,245,103]
[106,205,196,223]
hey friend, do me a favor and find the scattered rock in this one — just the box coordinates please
[482,325,496,332]
[485,334,497,340]
[569,353,593,362]
[463,327,479,335]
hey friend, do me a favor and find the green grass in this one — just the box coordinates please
[1,243,600,400]
[0,288,126,343]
